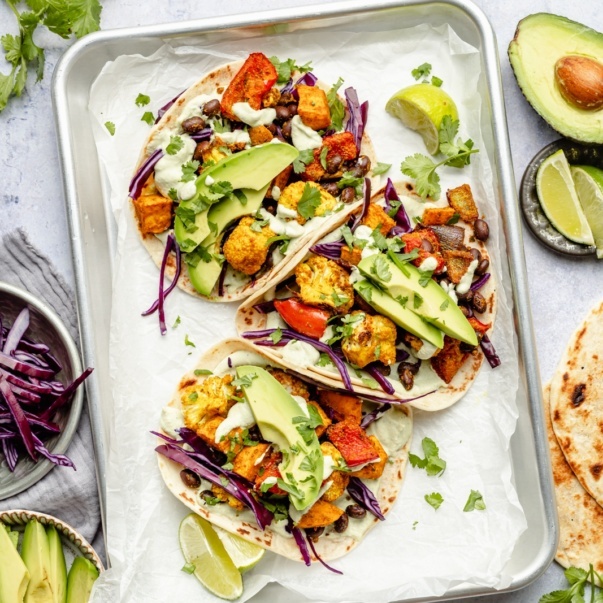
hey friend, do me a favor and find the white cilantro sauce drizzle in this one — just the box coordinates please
[456,259,479,295]
[290,115,322,151]
[214,400,255,443]
[232,102,277,127]
[281,340,320,368]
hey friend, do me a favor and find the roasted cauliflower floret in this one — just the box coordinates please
[266,368,311,400]
[278,181,337,225]
[341,311,397,369]
[181,375,237,432]
[295,256,354,314]
[223,216,275,275]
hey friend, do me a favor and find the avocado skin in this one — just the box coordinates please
[237,365,323,511]
[65,557,99,603]
[0,522,30,603]
[21,518,54,603]
[47,525,67,603]
[508,13,603,143]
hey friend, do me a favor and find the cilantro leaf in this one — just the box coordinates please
[104,121,115,136]
[431,76,443,87]
[326,76,345,131]
[166,135,184,155]
[410,437,446,477]
[141,111,155,126]
[135,93,150,106]
[270,328,283,344]
[463,490,486,512]
[208,180,233,197]
[337,171,364,190]
[319,145,329,170]
[269,56,312,85]
[370,255,392,282]
[425,492,443,510]
[372,162,392,176]
[412,62,432,80]
[297,183,321,220]
[194,369,212,376]
[292,148,315,174]
[184,334,196,348]
[180,161,200,182]
[401,153,441,199]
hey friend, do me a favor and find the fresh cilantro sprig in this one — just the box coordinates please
[540,565,603,603]
[297,183,321,220]
[425,492,443,510]
[411,62,442,87]
[292,148,314,174]
[326,76,345,131]
[401,115,478,199]
[463,490,486,512]
[409,437,446,476]
[269,56,312,85]
[1,0,102,112]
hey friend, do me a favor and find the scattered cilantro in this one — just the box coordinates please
[300,448,322,473]
[331,291,350,308]
[168,188,179,201]
[319,146,329,170]
[337,171,364,191]
[326,76,345,131]
[140,111,155,125]
[180,161,200,182]
[200,492,221,506]
[356,280,373,302]
[371,255,392,282]
[194,369,212,376]
[412,62,432,80]
[181,562,196,574]
[463,490,486,512]
[269,56,312,84]
[209,180,233,197]
[266,234,291,248]
[172,315,181,329]
[292,148,315,174]
[316,353,333,367]
[413,293,423,309]
[447,212,460,225]
[386,198,402,218]
[104,121,115,136]
[412,520,418,530]
[270,328,283,344]
[297,183,321,220]
[135,93,150,106]
[166,135,184,155]
[539,565,603,603]
[361,376,380,390]
[370,227,388,251]
[396,295,409,308]
[425,492,443,510]
[0,0,102,113]
[232,373,258,389]
[327,312,364,345]
[418,269,434,288]
[372,162,392,176]
[211,117,231,134]
[401,116,478,199]
[440,299,450,311]
[431,76,443,87]
[175,205,199,235]
[276,477,304,500]
[233,189,247,206]
[188,392,198,402]
[208,221,218,236]
[184,334,196,348]
[293,406,323,445]
[241,429,259,446]
[409,437,446,476]
[250,217,270,232]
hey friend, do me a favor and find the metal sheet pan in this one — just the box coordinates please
[51,0,557,599]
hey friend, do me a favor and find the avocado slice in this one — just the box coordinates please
[354,279,444,349]
[65,557,99,603]
[508,13,603,143]
[236,365,323,511]
[47,525,67,603]
[174,142,299,251]
[358,254,477,346]
[21,518,53,602]
[187,184,269,296]
[0,522,30,603]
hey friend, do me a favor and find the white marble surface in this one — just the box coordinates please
[1,0,602,601]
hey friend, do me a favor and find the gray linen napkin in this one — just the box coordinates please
[0,228,104,559]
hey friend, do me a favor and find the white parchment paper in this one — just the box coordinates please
[87,22,525,603]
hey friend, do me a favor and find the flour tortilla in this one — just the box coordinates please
[544,383,603,578]
[550,301,603,509]
[156,338,413,563]
[131,57,378,302]
[236,182,497,411]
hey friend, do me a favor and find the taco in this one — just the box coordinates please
[155,338,412,564]
[236,179,498,411]
[129,52,378,303]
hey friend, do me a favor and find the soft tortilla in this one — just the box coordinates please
[236,182,497,411]
[544,383,603,577]
[131,58,378,302]
[550,301,603,509]
[156,338,413,563]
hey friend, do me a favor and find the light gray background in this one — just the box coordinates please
[1,0,602,601]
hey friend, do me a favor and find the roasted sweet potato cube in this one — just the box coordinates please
[350,436,388,479]
[321,470,349,502]
[296,499,344,529]
[249,125,273,146]
[442,249,474,284]
[132,193,172,235]
[361,204,396,236]
[422,207,457,226]
[308,400,331,438]
[297,85,331,130]
[211,484,245,511]
[232,442,270,481]
[430,336,468,384]
[340,245,362,267]
[446,184,478,223]
[255,450,287,496]
[196,417,244,455]
[327,420,379,468]
[318,390,362,425]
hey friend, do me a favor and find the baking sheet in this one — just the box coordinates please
[85,20,526,603]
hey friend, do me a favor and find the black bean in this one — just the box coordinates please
[305,527,324,542]
[469,247,482,262]
[340,187,356,204]
[356,155,371,176]
[193,140,210,163]
[460,305,471,317]
[275,106,290,121]
[322,182,340,196]
[398,367,414,391]
[326,154,343,174]
[474,219,489,241]
[180,469,201,488]
[281,120,292,139]
[334,514,349,533]
[288,104,298,118]
[202,99,221,117]
[371,363,391,376]
[200,489,220,503]
[475,258,490,276]
[456,288,474,303]
[346,504,366,519]
[471,291,487,314]
[181,116,206,134]
[399,360,421,375]
[420,239,433,253]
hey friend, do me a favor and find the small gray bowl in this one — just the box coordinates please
[0,282,84,499]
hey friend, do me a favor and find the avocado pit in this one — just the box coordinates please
[555,55,603,111]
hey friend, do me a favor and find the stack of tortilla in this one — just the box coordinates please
[546,300,603,579]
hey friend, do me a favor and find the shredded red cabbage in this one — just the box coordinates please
[3,308,29,354]
[480,335,501,368]
[190,128,213,142]
[384,178,412,233]
[286,521,311,566]
[305,532,343,574]
[309,240,345,261]
[0,376,37,460]
[360,404,391,429]
[40,367,94,421]
[347,477,385,520]
[128,149,163,200]
[350,177,371,233]
[344,87,368,151]
[155,90,185,123]
[252,300,276,314]
[470,273,491,291]
[364,365,395,395]
[281,72,318,96]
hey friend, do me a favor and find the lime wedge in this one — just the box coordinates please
[213,525,265,573]
[571,165,603,258]
[178,514,243,600]
[385,83,458,155]
[535,149,594,246]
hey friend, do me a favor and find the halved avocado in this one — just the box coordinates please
[508,13,603,143]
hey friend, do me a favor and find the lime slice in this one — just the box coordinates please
[178,514,243,600]
[535,149,595,246]
[213,525,265,573]
[385,83,458,154]
[571,165,603,258]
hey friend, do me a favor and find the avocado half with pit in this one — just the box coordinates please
[508,13,603,143]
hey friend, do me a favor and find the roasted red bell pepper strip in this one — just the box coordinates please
[221,52,277,121]
[468,316,491,335]
[274,298,331,339]
[326,420,379,468]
